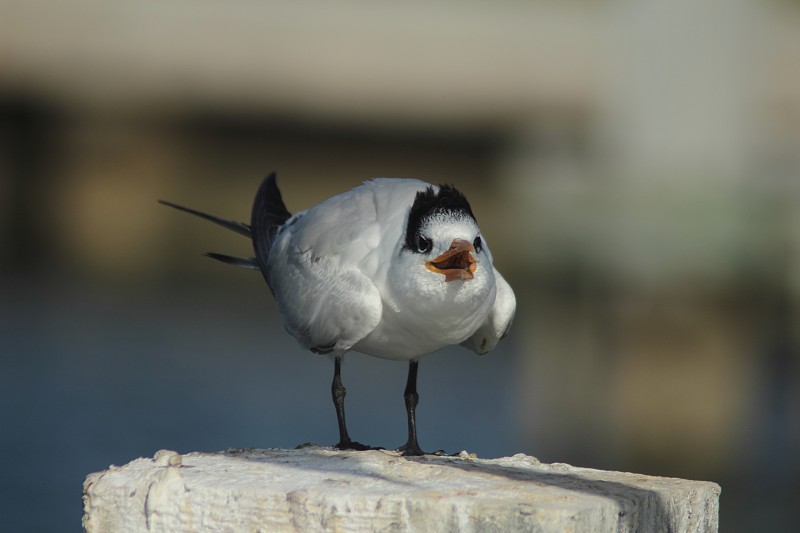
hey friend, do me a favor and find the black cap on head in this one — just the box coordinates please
[404,184,477,253]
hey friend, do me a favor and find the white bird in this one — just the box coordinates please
[160,173,515,455]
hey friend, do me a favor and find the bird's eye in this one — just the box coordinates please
[473,236,482,252]
[416,234,433,254]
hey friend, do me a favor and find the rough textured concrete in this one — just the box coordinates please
[83,447,720,532]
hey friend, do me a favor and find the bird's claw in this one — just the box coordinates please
[335,439,377,451]
[397,444,449,456]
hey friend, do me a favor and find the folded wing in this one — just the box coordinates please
[462,267,516,355]
[265,182,385,354]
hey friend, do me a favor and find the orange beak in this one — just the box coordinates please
[425,238,477,282]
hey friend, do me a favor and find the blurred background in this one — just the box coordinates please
[1,0,798,531]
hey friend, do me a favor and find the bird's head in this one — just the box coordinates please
[399,184,491,287]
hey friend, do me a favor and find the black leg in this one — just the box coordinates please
[331,356,369,451]
[398,359,425,456]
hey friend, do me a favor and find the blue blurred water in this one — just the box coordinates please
[0,282,521,532]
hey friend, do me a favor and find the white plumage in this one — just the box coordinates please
[161,173,515,455]
[268,178,514,359]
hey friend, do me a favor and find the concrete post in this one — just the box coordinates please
[83,447,719,532]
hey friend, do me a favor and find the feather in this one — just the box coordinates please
[203,252,259,270]
[158,199,251,237]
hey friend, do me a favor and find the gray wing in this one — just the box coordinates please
[462,267,516,355]
[265,183,386,354]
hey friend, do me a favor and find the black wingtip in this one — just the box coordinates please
[251,171,292,270]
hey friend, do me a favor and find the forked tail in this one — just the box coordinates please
[158,172,291,274]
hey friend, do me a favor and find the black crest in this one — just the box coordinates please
[404,184,477,252]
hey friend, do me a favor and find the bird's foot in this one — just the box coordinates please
[335,439,376,451]
[397,442,446,456]
[397,443,424,456]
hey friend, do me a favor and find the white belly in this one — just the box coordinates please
[352,288,495,360]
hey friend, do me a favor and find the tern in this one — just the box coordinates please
[160,173,515,455]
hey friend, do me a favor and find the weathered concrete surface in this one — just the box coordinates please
[83,447,719,532]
